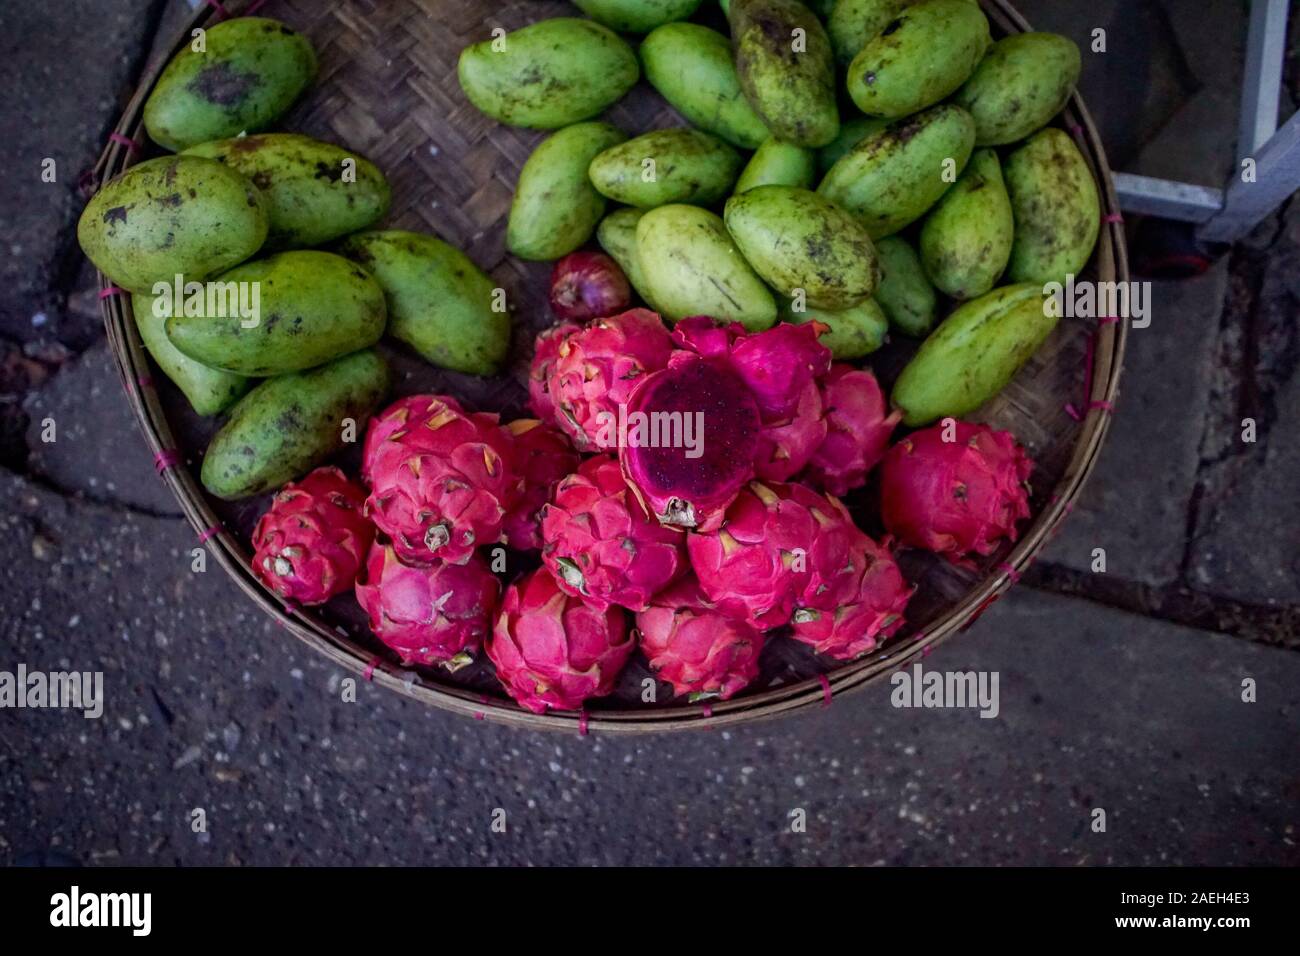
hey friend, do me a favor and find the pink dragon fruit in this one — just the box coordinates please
[879,420,1033,561]
[355,542,500,669]
[362,395,520,565]
[803,365,901,496]
[620,318,833,528]
[540,455,686,611]
[487,568,633,713]
[547,308,674,450]
[686,481,851,629]
[528,321,580,425]
[500,419,580,551]
[636,579,765,701]
[792,530,912,660]
[251,466,374,605]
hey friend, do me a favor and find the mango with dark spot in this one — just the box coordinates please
[953,33,1081,146]
[734,138,816,193]
[589,128,741,209]
[818,103,975,238]
[781,296,887,358]
[132,292,251,415]
[919,148,1013,300]
[816,115,889,174]
[574,0,703,33]
[143,17,316,151]
[457,18,638,129]
[507,123,627,261]
[596,208,665,312]
[78,156,268,293]
[640,22,769,149]
[201,348,389,500]
[846,0,989,118]
[891,283,1055,425]
[1003,128,1099,285]
[338,230,510,377]
[873,235,936,336]
[729,0,840,148]
[183,133,390,251]
[635,204,776,329]
[165,251,386,376]
[725,185,878,308]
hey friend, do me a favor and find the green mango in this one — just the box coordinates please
[1004,128,1100,285]
[589,128,742,209]
[818,103,975,238]
[596,208,664,312]
[781,296,888,358]
[735,138,816,192]
[816,116,889,174]
[874,236,936,337]
[919,148,1013,300]
[338,231,511,376]
[508,122,628,260]
[201,349,389,500]
[165,251,386,376]
[724,185,878,308]
[132,293,251,415]
[721,0,835,16]
[730,0,840,148]
[640,23,769,149]
[574,0,703,32]
[953,33,1082,146]
[182,134,389,252]
[846,0,989,119]
[143,17,316,151]
[457,18,638,129]
[636,204,777,329]
[78,156,268,294]
[892,283,1056,425]
[828,0,912,65]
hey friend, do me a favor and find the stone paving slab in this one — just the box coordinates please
[1,470,1295,867]
[22,340,179,515]
[1041,261,1230,586]
[0,0,159,346]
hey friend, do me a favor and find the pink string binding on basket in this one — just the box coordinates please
[817,673,833,708]
[153,448,181,474]
[197,524,221,543]
[1065,313,1122,422]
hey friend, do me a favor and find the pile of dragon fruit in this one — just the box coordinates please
[247,257,1034,714]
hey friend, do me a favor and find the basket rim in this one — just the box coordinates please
[90,0,1129,734]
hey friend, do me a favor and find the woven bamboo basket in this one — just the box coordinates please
[91,0,1128,733]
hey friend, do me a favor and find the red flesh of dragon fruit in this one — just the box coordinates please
[540,455,686,611]
[621,317,835,527]
[621,353,762,531]
[487,568,633,713]
[355,541,500,669]
[803,364,902,496]
[636,579,765,701]
[528,322,581,426]
[547,308,673,450]
[792,528,912,660]
[251,466,374,605]
[880,420,1033,561]
[687,481,846,629]
[362,395,520,565]
[500,419,580,551]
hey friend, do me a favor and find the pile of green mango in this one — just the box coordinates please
[79,16,515,500]
[457,0,1100,425]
